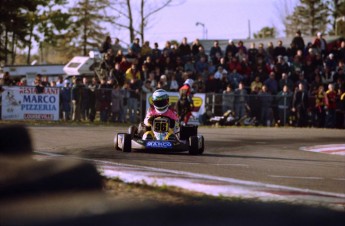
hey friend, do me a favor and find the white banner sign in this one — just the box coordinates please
[1,86,60,121]
[146,92,206,125]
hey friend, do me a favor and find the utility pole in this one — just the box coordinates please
[248,20,251,39]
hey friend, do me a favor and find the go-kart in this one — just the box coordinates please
[114,116,204,155]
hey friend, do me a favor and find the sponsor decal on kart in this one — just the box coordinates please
[146,141,173,148]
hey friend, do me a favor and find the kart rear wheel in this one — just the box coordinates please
[122,134,132,153]
[200,136,205,154]
[180,125,198,140]
[114,133,122,151]
[189,136,202,155]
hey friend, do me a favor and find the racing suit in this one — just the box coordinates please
[143,106,180,135]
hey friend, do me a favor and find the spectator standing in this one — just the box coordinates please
[228,56,242,74]
[325,83,337,128]
[313,32,327,58]
[314,84,327,128]
[0,86,3,119]
[195,56,208,75]
[225,40,238,58]
[100,36,112,54]
[2,72,15,86]
[234,82,248,120]
[250,76,263,94]
[17,77,27,86]
[274,55,290,81]
[194,74,206,93]
[151,42,161,60]
[128,77,141,123]
[195,45,209,62]
[247,42,258,66]
[337,40,345,63]
[34,74,45,93]
[125,64,141,82]
[214,66,227,80]
[178,37,192,61]
[97,78,111,123]
[81,77,91,121]
[292,83,309,127]
[222,84,235,114]
[130,38,141,57]
[191,39,203,56]
[110,63,125,87]
[210,40,223,62]
[120,82,130,123]
[111,84,123,123]
[321,67,334,88]
[227,69,243,89]
[112,38,122,55]
[114,49,124,64]
[258,85,273,126]
[141,80,154,120]
[291,30,305,52]
[60,80,72,121]
[168,73,179,92]
[88,77,99,122]
[276,85,292,126]
[184,57,196,74]
[325,53,337,72]
[266,42,275,60]
[273,40,287,59]
[264,72,278,95]
[71,77,84,122]
[279,73,294,92]
[141,41,152,58]
[205,74,220,93]
[56,76,64,88]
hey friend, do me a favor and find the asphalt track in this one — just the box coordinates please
[29,126,345,205]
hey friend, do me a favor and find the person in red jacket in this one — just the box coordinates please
[178,79,194,125]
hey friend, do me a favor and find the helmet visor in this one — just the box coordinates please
[153,99,168,108]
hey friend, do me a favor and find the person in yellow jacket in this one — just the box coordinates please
[125,64,141,82]
[314,84,327,128]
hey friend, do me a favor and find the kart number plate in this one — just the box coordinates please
[153,121,169,133]
[146,141,172,149]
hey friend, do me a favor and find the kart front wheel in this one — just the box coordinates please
[114,133,121,151]
[122,134,132,153]
[189,136,203,155]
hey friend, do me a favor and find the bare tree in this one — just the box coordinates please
[110,0,183,44]
[274,0,298,36]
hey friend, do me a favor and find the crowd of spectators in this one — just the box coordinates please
[1,32,345,128]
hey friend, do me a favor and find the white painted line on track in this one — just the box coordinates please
[301,144,345,156]
[333,178,345,181]
[269,175,324,180]
[34,151,345,210]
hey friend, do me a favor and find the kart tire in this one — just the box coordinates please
[128,125,138,139]
[200,136,205,154]
[189,136,202,155]
[122,134,132,153]
[113,134,121,151]
[180,125,198,140]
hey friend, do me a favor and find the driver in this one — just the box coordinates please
[142,89,179,140]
